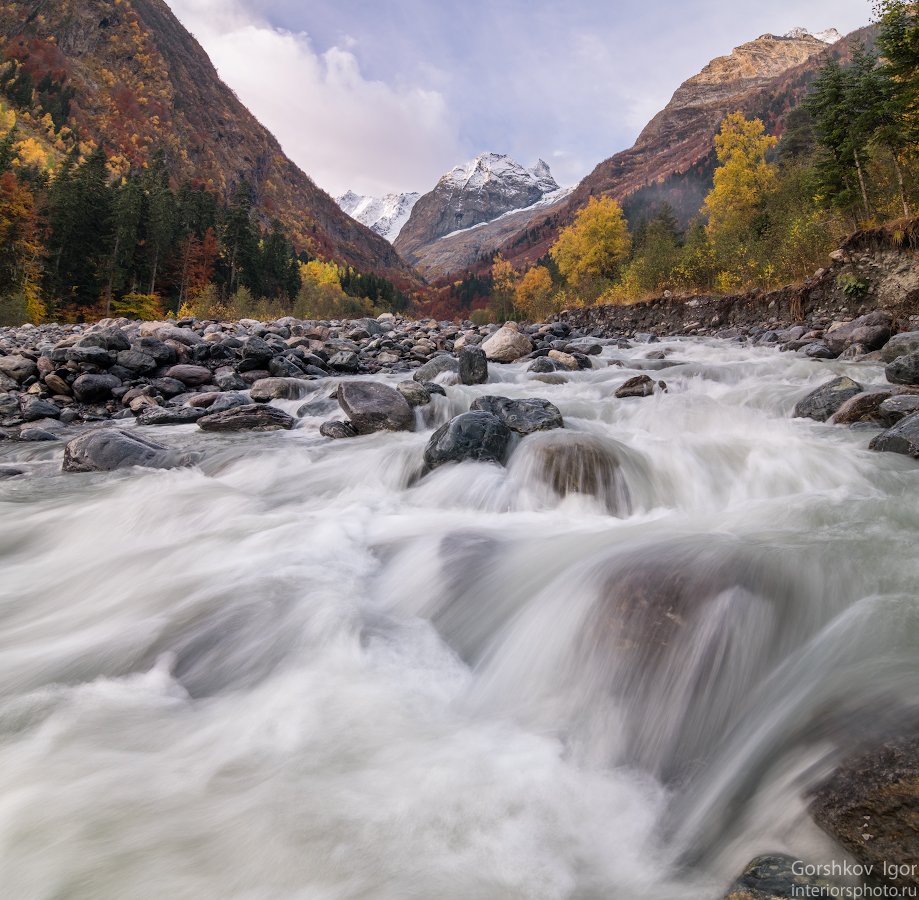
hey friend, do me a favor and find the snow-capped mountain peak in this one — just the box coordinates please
[784,27,841,44]
[440,152,559,195]
[336,190,421,243]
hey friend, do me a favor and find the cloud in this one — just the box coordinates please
[166,0,464,197]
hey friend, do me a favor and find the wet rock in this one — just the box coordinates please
[423,382,447,398]
[724,854,835,899]
[793,376,863,421]
[830,390,894,426]
[528,356,558,374]
[197,403,295,432]
[482,325,533,363]
[319,420,358,439]
[824,311,893,355]
[136,406,208,426]
[336,381,414,434]
[811,736,919,891]
[879,394,919,422]
[880,331,919,363]
[801,342,836,359]
[885,352,919,386]
[423,411,512,469]
[0,354,38,383]
[19,426,58,441]
[869,412,919,458]
[458,346,488,385]
[0,465,25,478]
[72,373,121,403]
[470,395,564,434]
[164,364,212,387]
[616,374,659,398]
[249,377,312,402]
[547,350,579,370]
[63,429,199,472]
[397,381,431,406]
[413,355,459,383]
[328,350,360,372]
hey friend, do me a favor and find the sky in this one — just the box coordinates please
[167,0,872,199]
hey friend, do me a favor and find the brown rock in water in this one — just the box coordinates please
[810,737,919,892]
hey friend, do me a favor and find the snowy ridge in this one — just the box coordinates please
[783,27,842,44]
[440,153,560,195]
[437,185,575,241]
[337,191,421,243]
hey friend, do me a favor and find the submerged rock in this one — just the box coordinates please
[470,395,563,434]
[793,376,863,421]
[412,355,458,383]
[396,380,432,407]
[723,854,835,899]
[423,411,512,469]
[319,420,358,439]
[615,374,663,398]
[62,429,199,472]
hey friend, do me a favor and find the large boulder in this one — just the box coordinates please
[885,352,919,386]
[336,381,414,434]
[481,325,533,363]
[869,411,919,458]
[197,404,294,432]
[413,355,459,383]
[881,330,919,363]
[880,394,919,422]
[72,373,121,403]
[0,354,38,383]
[811,737,919,892]
[423,412,512,469]
[458,346,488,385]
[249,377,312,402]
[793,376,863,421]
[62,430,199,473]
[824,311,893,355]
[470,395,563,434]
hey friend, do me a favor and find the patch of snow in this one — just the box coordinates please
[437,185,575,241]
[439,152,559,195]
[336,190,421,242]
[784,27,841,44]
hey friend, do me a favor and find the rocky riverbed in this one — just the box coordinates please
[2,310,919,899]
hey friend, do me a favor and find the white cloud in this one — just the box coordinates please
[166,0,463,197]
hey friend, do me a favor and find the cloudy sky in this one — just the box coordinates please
[167,0,872,199]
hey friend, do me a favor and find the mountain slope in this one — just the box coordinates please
[337,190,421,243]
[394,153,560,264]
[445,26,873,280]
[0,0,408,278]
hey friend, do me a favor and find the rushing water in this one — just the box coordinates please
[2,337,919,899]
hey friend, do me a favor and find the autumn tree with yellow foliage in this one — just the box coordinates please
[550,196,631,301]
[514,265,556,320]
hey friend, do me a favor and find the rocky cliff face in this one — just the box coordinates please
[482,26,873,277]
[394,153,560,264]
[337,191,421,243]
[0,0,408,278]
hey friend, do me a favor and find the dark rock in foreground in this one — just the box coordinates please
[470,395,563,434]
[869,411,919,458]
[424,412,512,469]
[885,352,919,386]
[793,376,863,422]
[811,737,919,891]
[63,430,200,472]
[723,854,835,899]
[197,403,294,432]
[616,374,664,398]
[336,381,414,434]
[458,346,488,385]
[320,420,358,439]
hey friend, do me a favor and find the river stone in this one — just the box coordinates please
[72,373,121,403]
[810,736,919,891]
[529,357,558,373]
[723,854,835,899]
[396,381,431,406]
[470,395,564,434]
[249,377,311,402]
[548,350,579,370]
[885,351,919,386]
[76,327,130,352]
[164,364,212,387]
[824,311,893,355]
[0,465,25,478]
[801,341,836,359]
[879,394,919,422]
[19,427,58,442]
[458,346,488,385]
[116,349,158,373]
[241,336,274,364]
[19,396,60,421]
[0,354,38,382]
[62,429,199,472]
[881,331,919,363]
[137,406,208,426]
[793,376,863,421]
[43,373,70,395]
[869,411,919,457]
[482,326,533,363]
[830,390,894,426]
[198,403,295,432]
[616,374,658,398]
[328,350,360,372]
[413,355,459,383]
[67,345,113,367]
[319,420,358,439]
[156,324,204,346]
[423,411,512,469]
[336,381,414,434]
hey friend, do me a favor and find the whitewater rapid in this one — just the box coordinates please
[1,338,918,899]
